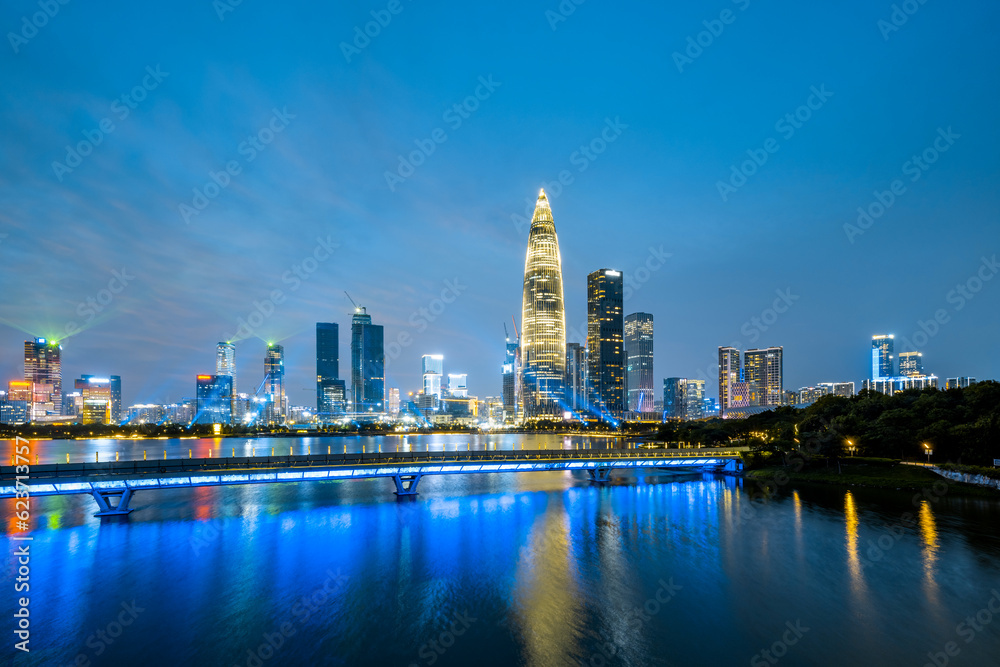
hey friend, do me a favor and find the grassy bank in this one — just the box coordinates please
[744,460,1000,496]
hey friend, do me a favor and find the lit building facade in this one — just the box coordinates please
[718,346,741,415]
[863,375,939,395]
[387,387,400,415]
[586,269,624,420]
[898,351,924,378]
[73,376,116,424]
[195,374,233,425]
[351,307,384,413]
[624,312,654,414]
[565,342,586,414]
[264,344,286,424]
[946,377,976,390]
[24,337,62,419]
[422,355,444,398]
[520,189,567,419]
[744,347,783,407]
[663,378,706,421]
[448,373,468,398]
[872,334,894,379]
[818,381,855,398]
[798,385,829,405]
[502,338,520,421]
[316,323,344,416]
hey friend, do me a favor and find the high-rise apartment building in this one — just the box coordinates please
[520,189,567,419]
[351,307,384,413]
[744,347,783,407]
[718,346,741,414]
[624,312,654,413]
[586,269,624,420]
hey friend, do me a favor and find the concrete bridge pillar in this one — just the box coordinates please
[91,487,135,517]
[392,474,422,496]
[588,467,614,483]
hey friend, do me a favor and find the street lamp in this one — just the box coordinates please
[846,439,856,457]
[922,442,933,464]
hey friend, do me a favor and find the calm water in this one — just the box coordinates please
[3,435,1000,666]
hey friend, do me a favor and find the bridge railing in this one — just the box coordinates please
[0,447,744,482]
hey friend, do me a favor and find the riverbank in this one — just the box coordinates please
[744,460,1000,497]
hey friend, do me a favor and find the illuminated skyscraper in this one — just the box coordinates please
[587,269,624,420]
[351,307,385,413]
[718,346,741,415]
[216,342,236,419]
[565,342,586,413]
[898,351,923,377]
[264,344,285,424]
[872,334,894,379]
[520,189,567,419]
[744,347,783,407]
[24,337,62,418]
[316,323,345,416]
[624,312,654,413]
[387,387,400,415]
[502,336,520,421]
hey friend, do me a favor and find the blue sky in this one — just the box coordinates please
[1,0,998,407]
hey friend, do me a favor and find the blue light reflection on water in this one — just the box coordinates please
[3,457,1000,666]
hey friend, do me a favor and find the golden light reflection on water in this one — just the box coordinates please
[515,505,581,666]
[918,500,940,604]
[792,491,804,561]
[844,491,868,597]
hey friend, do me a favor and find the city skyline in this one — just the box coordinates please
[2,2,998,409]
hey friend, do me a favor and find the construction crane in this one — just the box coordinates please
[511,315,519,341]
[344,291,363,313]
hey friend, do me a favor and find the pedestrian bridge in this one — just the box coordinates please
[0,448,743,517]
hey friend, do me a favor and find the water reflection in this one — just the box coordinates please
[918,500,940,605]
[844,491,868,599]
[515,499,581,666]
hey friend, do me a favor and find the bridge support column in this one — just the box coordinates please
[588,467,613,483]
[392,474,422,496]
[92,488,135,517]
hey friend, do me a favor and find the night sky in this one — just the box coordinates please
[1,0,997,408]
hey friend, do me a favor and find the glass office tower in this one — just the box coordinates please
[586,269,625,420]
[624,312,654,413]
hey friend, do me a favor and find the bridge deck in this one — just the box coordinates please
[0,448,743,499]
